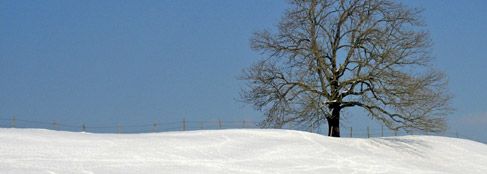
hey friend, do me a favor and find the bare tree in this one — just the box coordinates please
[241,0,451,137]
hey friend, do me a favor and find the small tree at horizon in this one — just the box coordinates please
[241,0,451,137]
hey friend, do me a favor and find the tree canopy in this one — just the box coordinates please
[241,0,451,137]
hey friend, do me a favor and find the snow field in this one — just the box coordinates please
[0,128,486,174]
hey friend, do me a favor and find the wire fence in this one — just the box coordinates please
[0,116,482,143]
[0,116,261,133]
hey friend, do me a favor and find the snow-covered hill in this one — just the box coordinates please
[0,128,486,174]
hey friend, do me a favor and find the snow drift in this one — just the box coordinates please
[0,128,486,174]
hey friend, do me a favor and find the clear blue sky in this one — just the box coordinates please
[1,0,486,141]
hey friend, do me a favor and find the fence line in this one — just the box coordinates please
[0,116,475,142]
[0,116,261,133]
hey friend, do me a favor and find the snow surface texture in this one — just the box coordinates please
[0,128,486,174]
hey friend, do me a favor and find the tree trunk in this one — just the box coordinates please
[327,106,341,137]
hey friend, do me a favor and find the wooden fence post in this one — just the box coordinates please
[381,125,384,137]
[117,123,122,133]
[182,118,186,131]
[11,116,16,128]
[152,123,158,132]
[367,126,370,138]
[52,121,58,130]
[349,127,353,138]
